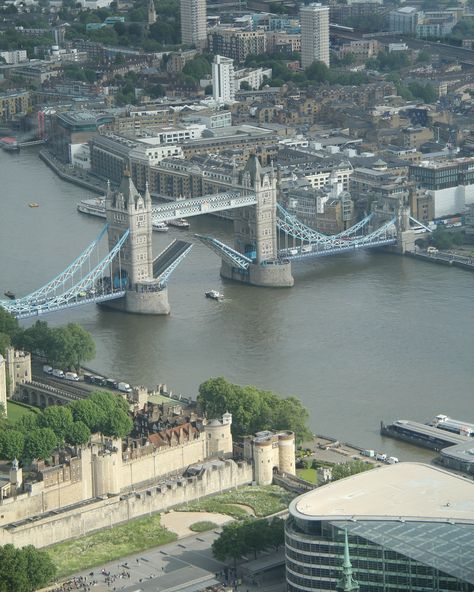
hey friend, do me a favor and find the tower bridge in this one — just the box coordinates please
[0,156,418,318]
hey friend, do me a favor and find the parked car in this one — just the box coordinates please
[52,369,65,378]
[65,372,79,381]
[43,365,53,374]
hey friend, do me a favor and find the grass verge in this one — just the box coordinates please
[189,521,218,532]
[296,468,317,484]
[176,485,295,518]
[47,513,177,579]
[7,401,40,423]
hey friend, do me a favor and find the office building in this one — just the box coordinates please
[300,3,329,69]
[286,463,474,591]
[180,0,207,48]
[389,6,419,34]
[208,28,266,63]
[409,157,474,217]
[212,55,235,103]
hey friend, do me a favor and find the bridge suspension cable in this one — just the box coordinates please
[5,225,109,307]
[3,229,130,319]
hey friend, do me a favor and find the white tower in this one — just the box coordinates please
[212,55,235,104]
[300,3,330,69]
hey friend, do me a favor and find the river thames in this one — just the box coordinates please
[1,149,474,460]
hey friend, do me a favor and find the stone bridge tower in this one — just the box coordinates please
[104,171,170,314]
[221,154,294,287]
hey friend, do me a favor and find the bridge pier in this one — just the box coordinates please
[101,287,170,315]
[221,261,294,287]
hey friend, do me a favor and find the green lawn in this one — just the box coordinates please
[296,468,317,484]
[176,485,295,518]
[7,401,39,423]
[190,521,218,532]
[47,513,177,579]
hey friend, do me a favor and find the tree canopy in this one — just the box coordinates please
[212,518,284,566]
[14,321,95,371]
[331,460,374,482]
[198,378,311,442]
[0,544,56,591]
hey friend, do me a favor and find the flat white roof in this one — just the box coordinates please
[291,462,474,523]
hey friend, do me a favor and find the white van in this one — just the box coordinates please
[427,246,438,254]
[387,456,399,464]
[65,372,79,381]
[43,365,53,374]
[52,369,65,378]
[376,453,387,462]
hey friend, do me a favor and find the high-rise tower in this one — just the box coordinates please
[105,172,170,314]
[180,0,207,48]
[300,3,330,69]
[212,55,235,104]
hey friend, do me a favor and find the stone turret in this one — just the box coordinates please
[204,413,233,458]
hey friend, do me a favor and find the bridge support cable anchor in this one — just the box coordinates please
[195,235,252,270]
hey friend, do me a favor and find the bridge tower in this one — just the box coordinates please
[371,190,416,254]
[104,171,170,314]
[221,154,294,287]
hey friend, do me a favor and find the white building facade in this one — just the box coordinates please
[212,55,235,103]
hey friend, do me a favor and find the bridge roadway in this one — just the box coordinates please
[153,239,193,279]
[151,191,257,222]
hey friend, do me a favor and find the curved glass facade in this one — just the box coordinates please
[285,517,472,592]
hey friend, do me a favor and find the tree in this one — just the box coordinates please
[66,421,91,446]
[305,60,331,83]
[0,309,18,339]
[38,406,74,442]
[331,460,374,481]
[0,430,24,461]
[69,398,105,432]
[15,413,38,434]
[0,544,56,592]
[182,56,211,81]
[102,408,133,438]
[23,428,58,461]
[13,321,51,357]
[198,378,311,442]
[271,397,312,443]
[48,323,95,371]
[0,332,10,356]
[22,545,57,591]
[0,545,29,592]
[212,521,247,568]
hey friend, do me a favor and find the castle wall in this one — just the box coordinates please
[120,437,208,489]
[0,460,253,549]
[0,356,6,416]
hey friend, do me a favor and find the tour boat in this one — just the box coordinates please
[4,290,15,300]
[78,198,171,233]
[152,221,169,232]
[28,202,39,208]
[205,290,223,301]
[167,218,190,229]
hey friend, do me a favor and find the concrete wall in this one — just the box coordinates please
[0,460,253,548]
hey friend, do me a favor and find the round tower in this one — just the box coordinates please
[204,415,233,458]
[253,438,274,485]
[278,431,296,475]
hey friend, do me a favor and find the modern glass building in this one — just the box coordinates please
[286,463,474,591]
